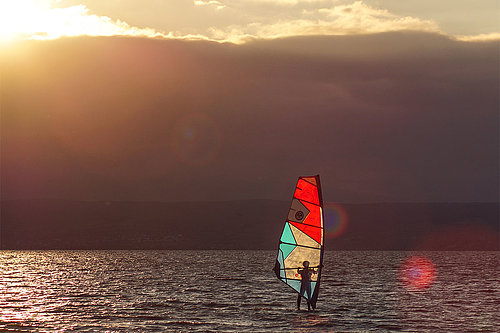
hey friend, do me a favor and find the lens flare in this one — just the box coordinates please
[400,256,436,290]
[324,202,348,239]
[170,113,222,166]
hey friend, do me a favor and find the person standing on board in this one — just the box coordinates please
[297,260,317,311]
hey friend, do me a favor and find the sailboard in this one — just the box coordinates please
[273,175,325,309]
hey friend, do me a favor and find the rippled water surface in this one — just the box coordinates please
[0,251,498,332]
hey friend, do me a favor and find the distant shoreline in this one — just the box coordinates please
[1,200,498,251]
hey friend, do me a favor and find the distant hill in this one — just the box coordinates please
[1,200,498,250]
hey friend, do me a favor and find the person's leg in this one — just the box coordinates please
[305,282,312,311]
[298,282,307,310]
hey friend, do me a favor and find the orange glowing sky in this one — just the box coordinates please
[0,1,498,203]
[0,0,498,44]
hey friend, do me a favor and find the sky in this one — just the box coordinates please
[0,0,499,42]
[0,1,499,203]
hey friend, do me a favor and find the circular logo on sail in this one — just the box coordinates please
[295,211,304,220]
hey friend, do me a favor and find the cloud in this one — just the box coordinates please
[194,0,226,10]
[243,0,337,4]
[455,32,500,42]
[318,1,439,33]
[207,1,440,42]
[0,0,168,41]
[4,0,498,44]
[245,0,330,4]
[2,32,498,202]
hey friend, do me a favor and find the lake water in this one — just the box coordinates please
[0,250,498,332]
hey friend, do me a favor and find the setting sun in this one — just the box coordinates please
[0,0,41,42]
[0,0,69,42]
[0,0,161,43]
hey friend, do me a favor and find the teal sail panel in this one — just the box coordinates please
[280,222,296,244]
[279,243,295,260]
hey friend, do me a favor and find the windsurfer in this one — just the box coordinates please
[297,260,317,311]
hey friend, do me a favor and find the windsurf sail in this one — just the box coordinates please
[273,175,324,308]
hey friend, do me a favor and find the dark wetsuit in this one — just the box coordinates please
[297,267,316,310]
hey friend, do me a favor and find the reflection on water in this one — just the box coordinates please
[0,251,498,332]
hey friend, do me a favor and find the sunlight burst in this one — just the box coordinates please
[0,0,164,43]
[0,0,47,42]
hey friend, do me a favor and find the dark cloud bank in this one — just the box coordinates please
[1,32,498,249]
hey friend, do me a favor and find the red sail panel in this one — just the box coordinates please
[294,179,319,205]
[289,221,322,244]
[301,201,322,228]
